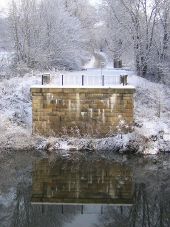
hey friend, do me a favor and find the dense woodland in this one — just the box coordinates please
[0,0,170,84]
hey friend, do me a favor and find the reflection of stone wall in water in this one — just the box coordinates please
[31,87,135,137]
[31,159,133,204]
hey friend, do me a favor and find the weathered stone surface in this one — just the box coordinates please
[31,87,135,137]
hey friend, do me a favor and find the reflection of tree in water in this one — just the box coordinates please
[11,181,76,227]
[95,168,170,227]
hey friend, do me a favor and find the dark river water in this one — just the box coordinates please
[0,151,170,227]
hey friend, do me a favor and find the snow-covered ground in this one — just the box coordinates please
[0,59,169,154]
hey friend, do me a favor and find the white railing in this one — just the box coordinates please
[46,74,127,87]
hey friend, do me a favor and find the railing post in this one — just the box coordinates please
[81,205,84,214]
[62,75,64,86]
[42,74,51,85]
[82,75,84,86]
[61,204,64,214]
[101,205,103,214]
[120,75,124,86]
[120,75,128,86]
[102,75,105,86]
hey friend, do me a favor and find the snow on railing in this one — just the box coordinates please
[42,74,128,87]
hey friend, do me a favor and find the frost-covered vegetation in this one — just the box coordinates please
[0,66,169,154]
[0,0,169,154]
[8,0,94,70]
[101,0,170,84]
[1,0,170,83]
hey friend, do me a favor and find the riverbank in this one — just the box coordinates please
[0,68,169,155]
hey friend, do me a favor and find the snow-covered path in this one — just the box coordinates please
[38,52,135,87]
[83,51,107,69]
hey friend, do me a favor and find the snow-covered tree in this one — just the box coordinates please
[63,0,99,53]
[153,0,170,83]
[103,0,170,80]
[37,0,89,69]
[9,0,89,70]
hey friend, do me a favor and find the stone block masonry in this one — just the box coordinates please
[31,86,135,137]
